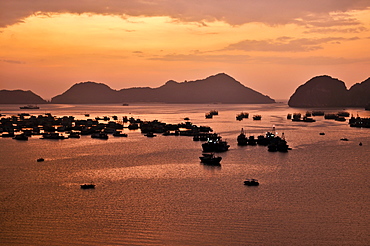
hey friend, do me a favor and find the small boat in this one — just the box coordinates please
[340,138,349,141]
[91,132,108,139]
[205,113,213,119]
[302,116,315,122]
[68,131,81,138]
[113,131,128,137]
[244,179,259,186]
[122,103,129,106]
[199,153,222,165]
[80,183,95,189]
[209,110,218,116]
[13,134,28,141]
[319,132,325,135]
[236,112,249,121]
[19,105,40,109]
[237,128,248,146]
[312,111,324,116]
[253,115,261,120]
[41,132,66,140]
[37,158,44,162]
[144,132,156,137]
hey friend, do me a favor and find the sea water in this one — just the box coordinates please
[0,103,369,245]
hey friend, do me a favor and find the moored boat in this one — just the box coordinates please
[13,133,28,140]
[91,132,108,139]
[253,115,261,120]
[202,137,230,152]
[19,105,40,109]
[244,179,259,186]
[80,183,95,189]
[199,153,222,165]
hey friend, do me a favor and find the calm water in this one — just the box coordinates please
[1,103,369,245]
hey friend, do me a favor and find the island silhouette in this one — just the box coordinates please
[1,73,369,107]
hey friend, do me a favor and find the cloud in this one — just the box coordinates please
[1,59,25,64]
[224,37,360,52]
[149,53,252,63]
[148,51,370,65]
[304,26,368,34]
[1,0,369,28]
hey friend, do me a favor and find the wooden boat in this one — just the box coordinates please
[80,183,95,189]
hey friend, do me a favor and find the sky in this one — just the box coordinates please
[0,0,370,100]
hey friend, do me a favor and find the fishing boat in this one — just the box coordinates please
[244,179,259,186]
[202,137,230,152]
[199,153,222,165]
[19,105,40,109]
[80,183,95,189]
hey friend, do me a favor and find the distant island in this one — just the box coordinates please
[51,73,275,104]
[1,73,369,106]
[0,90,47,104]
[288,75,370,108]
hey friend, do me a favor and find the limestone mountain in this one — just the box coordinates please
[288,75,370,107]
[0,90,47,104]
[347,77,370,107]
[51,73,275,104]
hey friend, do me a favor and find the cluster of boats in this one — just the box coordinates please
[0,113,215,141]
[235,112,261,121]
[205,110,218,119]
[236,112,249,121]
[288,111,351,122]
[237,127,290,152]
[349,116,370,128]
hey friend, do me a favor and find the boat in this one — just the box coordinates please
[122,103,129,106]
[202,137,230,152]
[253,115,261,120]
[349,117,370,128]
[80,183,95,189]
[335,116,346,122]
[205,113,213,119]
[91,132,108,139]
[68,132,81,138]
[144,132,156,137]
[41,132,66,140]
[319,132,325,135]
[244,179,259,186]
[113,131,128,137]
[340,138,349,141]
[199,153,222,165]
[292,113,301,121]
[236,112,249,121]
[267,132,290,152]
[237,128,248,146]
[337,111,350,117]
[37,158,44,162]
[19,105,39,109]
[324,114,337,119]
[312,111,325,116]
[209,110,218,116]
[13,134,28,141]
[302,116,315,122]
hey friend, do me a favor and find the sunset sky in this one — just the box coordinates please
[1,0,369,100]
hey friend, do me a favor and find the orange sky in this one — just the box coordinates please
[1,1,369,100]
